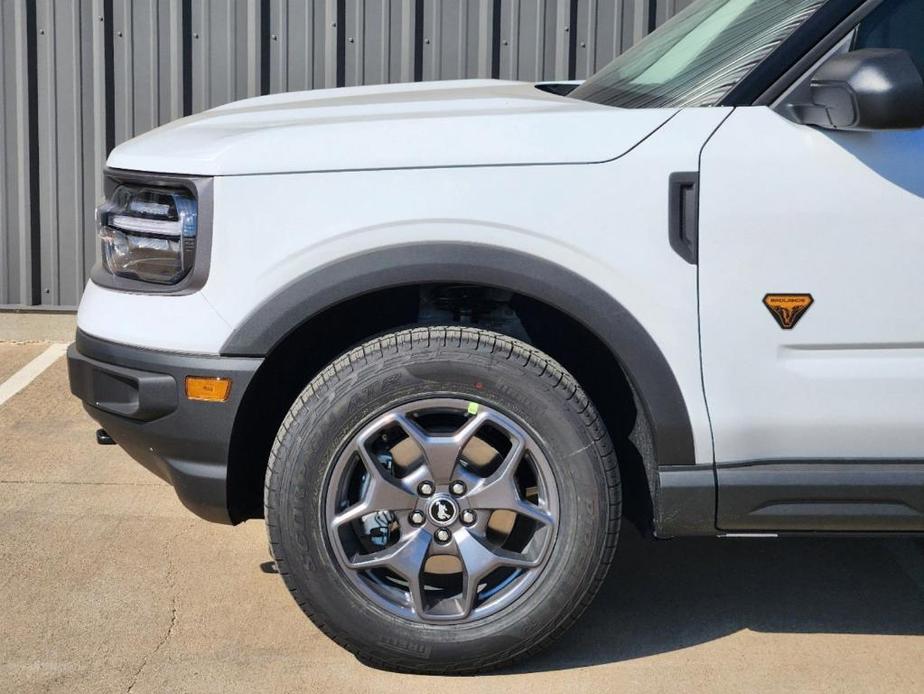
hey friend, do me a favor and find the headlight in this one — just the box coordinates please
[97,185,198,285]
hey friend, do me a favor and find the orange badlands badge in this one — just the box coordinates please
[763,294,814,330]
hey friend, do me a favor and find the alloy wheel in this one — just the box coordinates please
[325,398,559,623]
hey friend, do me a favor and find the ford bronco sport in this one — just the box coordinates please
[68,0,924,674]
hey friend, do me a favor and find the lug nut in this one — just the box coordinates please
[417,481,435,497]
[460,509,477,526]
[409,510,425,526]
[434,528,452,543]
[449,480,466,496]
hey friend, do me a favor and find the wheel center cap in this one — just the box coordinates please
[427,495,459,526]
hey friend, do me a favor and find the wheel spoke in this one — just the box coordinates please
[395,411,488,484]
[332,498,375,527]
[490,434,527,483]
[465,440,554,526]
[347,528,432,616]
[512,499,555,526]
[455,528,537,617]
[333,444,420,527]
[346,528,428,569]
[361,445,422,503]
[465,440,525,511]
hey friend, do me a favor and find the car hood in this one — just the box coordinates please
[107,79,676,176]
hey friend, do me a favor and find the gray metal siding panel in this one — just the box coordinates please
[1,0,34,305]
[85,0,108,293]
[35,0,102,307]
[655,0,696,25]
[345,0,415,86]
[2,0,688,308]
[191,0,262,113]
[271,0,324,92]
[112,0,185,145]
[421,0,493,81]
[575,0,651,79]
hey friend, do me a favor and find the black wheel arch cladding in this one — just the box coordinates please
[221,243,695,473]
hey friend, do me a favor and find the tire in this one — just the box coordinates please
[265,327,620,674]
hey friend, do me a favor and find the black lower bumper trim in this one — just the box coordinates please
[68,330,263,524]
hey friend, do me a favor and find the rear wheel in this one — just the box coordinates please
[265,327,620,674]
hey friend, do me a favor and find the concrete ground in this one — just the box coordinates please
[1,314,922,693]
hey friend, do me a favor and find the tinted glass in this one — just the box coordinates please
[855,0,924,74]
[570,0,826,109]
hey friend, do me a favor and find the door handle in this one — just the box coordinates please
[669,172,699,264]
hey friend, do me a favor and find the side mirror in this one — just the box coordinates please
[789,48,924,131]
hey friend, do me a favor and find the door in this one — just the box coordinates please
[698,0,924,531]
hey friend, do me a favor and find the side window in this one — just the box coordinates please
[855,0,924,74]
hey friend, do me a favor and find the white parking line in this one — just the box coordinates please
[0,343,69,408]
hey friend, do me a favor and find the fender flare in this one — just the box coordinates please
[220,242,694,469]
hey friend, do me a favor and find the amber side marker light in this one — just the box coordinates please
[185,376,232,402]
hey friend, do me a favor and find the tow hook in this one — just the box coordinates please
[96,429,115,446]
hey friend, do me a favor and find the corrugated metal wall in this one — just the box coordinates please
[0,0,693,308]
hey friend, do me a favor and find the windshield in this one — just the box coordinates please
[570,0,826,108]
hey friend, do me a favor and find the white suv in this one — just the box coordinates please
[68,0,924,673]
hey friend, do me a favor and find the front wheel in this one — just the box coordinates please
[265,327,620,674]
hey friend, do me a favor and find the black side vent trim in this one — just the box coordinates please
[669,172,700,265]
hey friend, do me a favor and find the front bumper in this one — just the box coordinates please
[67,330,262,523]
